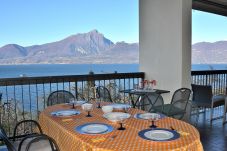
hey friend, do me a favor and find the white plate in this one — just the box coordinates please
[68,100,87,106]
[51,110,80,116]
[138,113,160,120]
[144,130,174,141]
[107,104,131,110]
[81,124,108,134]
[103,112,131,122]
[132,89,156,93]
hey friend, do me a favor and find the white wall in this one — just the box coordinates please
[139,0,192,103]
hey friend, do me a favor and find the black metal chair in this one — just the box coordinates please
[25,134,60,151]
[158,88,191,120]
[0,125,17,151]
[13,120,43,142]
[47,90,75,106]
[137,93,164,112]
[191,84,226,125]
[96,86,113,102]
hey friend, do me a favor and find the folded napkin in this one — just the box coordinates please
[62,118,73,122]
[91,137,106,143]
[178,130,190,136]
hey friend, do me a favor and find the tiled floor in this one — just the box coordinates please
[190,109,227,151]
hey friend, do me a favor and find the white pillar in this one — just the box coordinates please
[139,0,192,103]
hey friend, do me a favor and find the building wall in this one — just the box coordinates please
[139,0,192,102]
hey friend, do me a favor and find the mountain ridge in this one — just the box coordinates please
[1,30,227,64]
[0,30,138,64]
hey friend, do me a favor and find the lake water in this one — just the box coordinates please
[0,64,227,78]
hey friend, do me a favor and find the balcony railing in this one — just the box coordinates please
[1,69,227,136]
[0,72,145,136]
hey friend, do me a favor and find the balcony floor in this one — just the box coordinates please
[192,109,227,151]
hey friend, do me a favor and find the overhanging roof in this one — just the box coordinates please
[193,0,227,17]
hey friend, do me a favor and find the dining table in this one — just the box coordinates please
[119,89,170,109]
[39,102,203,151]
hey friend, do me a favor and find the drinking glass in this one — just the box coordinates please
[117,116,126,130]
[96,101,101,108]
[133,84,139,90]
[149,114,159,128]
[82,104,93,117]
[123,106,130,113]
[69,98,76,109]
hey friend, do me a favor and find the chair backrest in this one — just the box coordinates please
[0,125,17,151]
[171,88,191,104]
[25,134,60,151]
[191,84,213,104]
[170,88,191,111]
[47,90,75,106]
[96,86,112,102]
[141,93,164,112]
[13,119,43,141]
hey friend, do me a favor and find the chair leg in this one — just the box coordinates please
[223,98,227,125]
[210,108,213,126]
[195,107,200,126]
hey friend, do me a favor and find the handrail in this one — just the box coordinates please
[0,72,145,86]
[191,70,227,75]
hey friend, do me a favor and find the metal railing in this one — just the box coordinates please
[0,72,144,136]
[1,69,227,136]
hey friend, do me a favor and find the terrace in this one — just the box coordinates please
[1,0,227,151]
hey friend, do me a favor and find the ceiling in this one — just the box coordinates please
[193,0,227,17]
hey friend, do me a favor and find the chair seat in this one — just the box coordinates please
[13,137,33,151]
[0,145,7,151]
[212,95,226,107]
[192,95,226,108]
[160,104,185,116]
[12,138,53,151]
[25,139,53,151]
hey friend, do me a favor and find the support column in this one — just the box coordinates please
[139,0,192,102]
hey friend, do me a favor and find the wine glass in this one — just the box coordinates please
[133,84,139,90]
[96,101,101,108]
[69,98,76,109]
[123,106,131,113]
[117,116,126,130]
[149,114,160,128]
[82,103,93,117]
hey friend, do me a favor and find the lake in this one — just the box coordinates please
[0,64,227,78]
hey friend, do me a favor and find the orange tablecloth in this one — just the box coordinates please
[39,103,203,151]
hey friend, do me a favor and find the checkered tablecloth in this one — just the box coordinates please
[39,103,203,151]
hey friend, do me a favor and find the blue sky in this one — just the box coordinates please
[0,0,226,47]
[192,10,227,44]
[0,0,138,47]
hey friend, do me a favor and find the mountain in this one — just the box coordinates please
[192,41,227,64]
[0,30,138,64]
[0,44,27,59]
[1,30,227,64]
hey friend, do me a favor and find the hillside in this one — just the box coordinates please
[0,30,138,64]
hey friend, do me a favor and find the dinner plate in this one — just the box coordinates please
[138,128,180,141]
[51,110,80,117]
[103,112,131,122]
[134,113,165,120]
[67,100,87,106]
[75,123,113,135]
[107,103,131,110]
[81,124,108,134]
[131,89,156,93]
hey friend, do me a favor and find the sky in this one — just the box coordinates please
[0,0,227,47]
[192,10,227,44]
[0,0,138,47]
